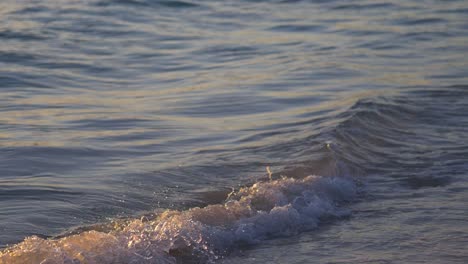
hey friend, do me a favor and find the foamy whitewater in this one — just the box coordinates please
[0,175,356,263]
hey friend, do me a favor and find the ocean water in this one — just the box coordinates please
[1,0,468,263]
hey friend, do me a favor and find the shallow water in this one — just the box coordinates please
[1,0,468,263]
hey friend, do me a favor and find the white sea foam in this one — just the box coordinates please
[0,175,356,264]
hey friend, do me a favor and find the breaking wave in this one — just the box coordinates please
[0,175,356,263]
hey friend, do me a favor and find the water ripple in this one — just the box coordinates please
[0,0,467,262]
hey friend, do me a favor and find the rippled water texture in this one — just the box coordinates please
[1,0,468,263]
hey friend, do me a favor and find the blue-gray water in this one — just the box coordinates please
[1,0,468,263]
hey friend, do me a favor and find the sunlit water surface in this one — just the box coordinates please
[1,0,468,263]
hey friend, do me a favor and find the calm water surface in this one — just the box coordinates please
[1,0,468,263]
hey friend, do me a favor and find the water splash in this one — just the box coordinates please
[0,175,356,264]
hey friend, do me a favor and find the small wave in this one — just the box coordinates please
[268,24,326,32]
[0,30,47,41]
[393,17,446,26]
[0,175,356,263]
[331,3,397,11]
[95,0,199,9]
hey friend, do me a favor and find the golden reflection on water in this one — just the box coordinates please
[1,0,461,151]
[0,64,407,149]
